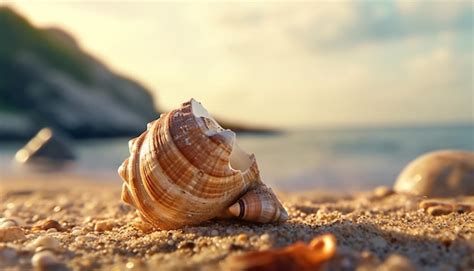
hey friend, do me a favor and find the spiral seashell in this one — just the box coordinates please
[118,99,287,229]
[228,184,288,223]
[394,150,474,197]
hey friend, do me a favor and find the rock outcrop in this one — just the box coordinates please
[0,7,159,139]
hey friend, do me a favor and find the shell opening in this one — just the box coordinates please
[229,142,253,172]
[191,98,253,172]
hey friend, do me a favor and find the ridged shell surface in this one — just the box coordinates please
[228,185,288,223]
[118,99,264,229]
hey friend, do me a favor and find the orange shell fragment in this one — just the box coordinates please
[229,233,337,271]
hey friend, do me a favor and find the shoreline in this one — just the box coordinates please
[1,178,473,270]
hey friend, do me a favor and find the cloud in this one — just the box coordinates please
[217,1,472,51]
[8,1,472,127]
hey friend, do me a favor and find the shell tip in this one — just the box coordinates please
[228,201,242,218]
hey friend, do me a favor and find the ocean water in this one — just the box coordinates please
[1,124,473,192]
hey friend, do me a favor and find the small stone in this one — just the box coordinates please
[373,186,394,198]
[131,220,154,233]
[94,220,115,232]
[360,250,376,261]
[0,221,17,229]
[31,250,59,268]
[72,229,82,236]
[32,220,63,232]
[236,233,248,243]
[427,206,452,216]
[32,236,61,251]
[31,215,41,223]
[0,217,25,227]
[125,259,144,269]
[419,200,453,210]
[0,226,26,242]
[210,229,219,236]
[260,233,271,242]
[380,254,416,271]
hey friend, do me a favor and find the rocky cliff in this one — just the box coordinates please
[0,7,159,139]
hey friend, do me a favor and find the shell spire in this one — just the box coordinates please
[118,98,287,229]
[228,184,288,223]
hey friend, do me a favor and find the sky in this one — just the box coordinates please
[5,1,474,128]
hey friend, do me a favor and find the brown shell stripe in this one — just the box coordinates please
[153,113,246,198]
[169,108,233,177]
[237,199,245,219]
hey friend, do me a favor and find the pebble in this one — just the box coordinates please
[32,236,61,251]
[131,220,154,233]
[31,215,41,223]
[94,220,116,232]
[53,206,62,212]
[0,221,17,229]
[46,228,58,233]
[380,254,416,271]
[427,206,452,216]
[31,250,59,269]
[72,229,83,236]
[419,200,452,210]
[0,217,25,227]
[260,233,271,242]
[210,229,219,236]
[373,186,394,198]
[236,233,248,243]
[32,219,63,232]
[0,226,26,242]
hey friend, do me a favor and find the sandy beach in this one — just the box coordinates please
[0,175,473,271]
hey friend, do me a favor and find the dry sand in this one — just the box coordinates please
[0,175,473,271]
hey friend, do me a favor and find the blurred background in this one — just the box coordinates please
[0,1,472,191]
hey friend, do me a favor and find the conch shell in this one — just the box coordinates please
[118,99,288,229]
[394,150,474,197]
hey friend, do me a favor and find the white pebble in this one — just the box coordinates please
[33,236,61,251]
[31,251,58,268]
[260,233,271,242]
[0,217,25,227]
[0,221,17,229]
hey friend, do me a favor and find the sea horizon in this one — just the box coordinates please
[1,123,472,192]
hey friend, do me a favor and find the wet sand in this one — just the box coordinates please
[0,175,473,270]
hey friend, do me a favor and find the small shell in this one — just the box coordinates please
[394,150,474,197]
[118,99,287,229]
[228,184,288,223]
